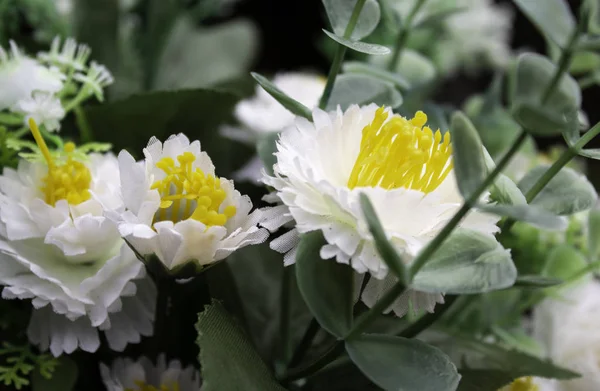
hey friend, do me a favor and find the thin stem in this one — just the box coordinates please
[281,341,345,383]
[279,266,293,365]
[397,295,457,338]
[64,89,90,113]
[11,126,29,139]
[74,106,93,143]
[318,0,367,109]
[152,276,171,359]
[387,0,427,71]
[288,318,321,369]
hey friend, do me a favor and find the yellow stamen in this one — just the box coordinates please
[498,377,539,391]
[347,107,453,193]
[28,119,92,206]
[125,380,180,391]
[151,152,236,227]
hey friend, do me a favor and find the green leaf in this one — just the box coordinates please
[543,244,588,280]
[477,204,567,231]
[414,7,468,29]
[295,232,354,338]
[413,229,517,294]
[323,0,381,40]
[155,18,258,90]
[510,53,581,136]
[373,49,436,85]
[323,30,390,55]
[489,175,527,206]
[197,301,286,391]
[588,208,600,260]
[450,112,487,199]
[511,0,575,47]
[359,194,408,285]
[583,0,600,34]
[518,166,598,215]
[256,133,279,177]
[31,357,77,391]
[346,334,460,391]
[456,370,514,391]
[514,275,563,288]
[326,74,402,111]
[251,73,313,120]
[343,61,410,89]
[569,51,600,75]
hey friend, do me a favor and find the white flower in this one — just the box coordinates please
[263,105,500,316]
[533,279,600,391]
[392,0,513,72]
[113,134,270,271]
[0,41,64,111]
[12,90,66,132]
[498,377,557,391]
[100,354,201,391]
[38,36,91,72]
[0,123,154,356]
[222,73,325,182]
[74,61,114,102]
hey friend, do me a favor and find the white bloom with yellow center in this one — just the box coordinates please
[533,279,600,391]
[263,105,500,316]
[0,41,64,111]
[114,134,269,271]
[12,90,65,132]
[0,120,155,356]
[100,354,201,391]
[222,72,325,182]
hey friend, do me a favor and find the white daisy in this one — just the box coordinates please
[0,41,64,111]
[498,377,556,391]
[38,36,91,72]
[100,354,201,391]
[73,61,114,102]
[222,73,325,182]
[263,105,500,316]
[113,134,270,272]
[0,121,154,356]
[12,90,66,132]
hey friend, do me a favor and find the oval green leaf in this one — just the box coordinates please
[346,334,460,391]
[543,244,588,281]
[343,61,410,89]
[413,229,517,294]
[323,30,390,55]
[326,74,402,111]
[295,231,354,338]
[512,0,575,47]
[323,0,381,40]
[450,111,487,199]
[251,72,313,120]
[477,204,567,231]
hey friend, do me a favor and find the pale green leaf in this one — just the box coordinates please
[326,74,402,111]
[569,51,600,75]
[514,275,563,288]
[489,174,527,206]
[450,112,486,199]
[256,133,279,177]
[511,0,575,47]
[295,232,354,338]
[251,73,313,120]
[346,334,460,391]
[375,49,436,85]
[543,244,588,281]
[323,30,390,55]
[588,209,600,260]
[518,166,598,215]
[477,204,567,231]
[323,0,381,40]
[343,61,410,89]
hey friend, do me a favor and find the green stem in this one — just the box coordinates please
[318,0,367,109]
[288,318,321,369]
[280,341,345,383]
[279,266,293,365]
[151,276,172,359]
[397,295,457,338]
[40,126,63,149]
[63,89,90,113]
[387,0,427,71]
[74,106,93,143]
[11,126,29,139]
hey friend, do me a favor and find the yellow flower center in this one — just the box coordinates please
[151,151,236,226]
[29,119,92,206]
[125,380,180,391]
[348,107,453,193]
[499,377,539,391]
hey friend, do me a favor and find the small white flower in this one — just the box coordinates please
[222,72,325,182]
[498,377,556,391]
[263,105,500,316]
[12,90,66,132]
[113,134,270,271]
[100,354,201,391]
[0,124,154,356]
[38,36,91,72]
[0,41,64,111]
[533,279,600,391]
[74,61,114,101]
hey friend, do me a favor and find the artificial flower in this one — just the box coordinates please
[0,120,154,356]
[222,72,325,181]
[498,377,555,391]
[391,0,513,72]
[12,90,65,132]
[100,354,201,391]
[113,134,270,272]
[533,279,600,391]
[0,41,64,111]
[38,36,91,72]
[263,104,500,316]
[73,61,114,102]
